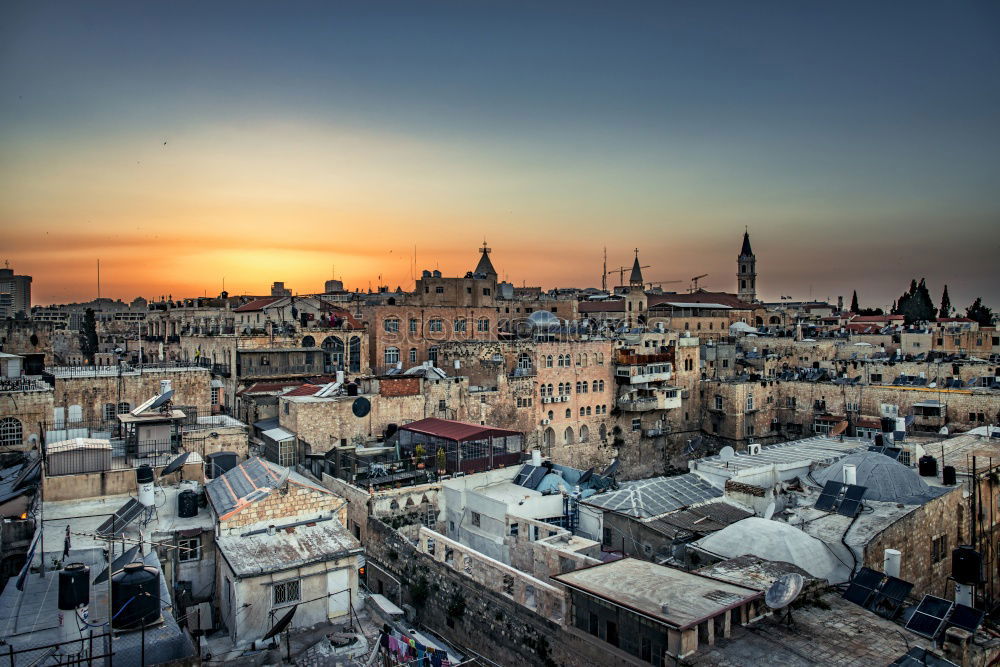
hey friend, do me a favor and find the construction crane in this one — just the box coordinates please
[646,280,683,289]
[606,263,650,289]
[689,274,709,292]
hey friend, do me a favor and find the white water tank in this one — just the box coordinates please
[843,464,857,486]
[137,465,155,507]
[884,549,901,578]
[531,449,542,467]
[160,379,172,394]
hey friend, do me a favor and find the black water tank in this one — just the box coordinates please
[952,546,983,585]
[942,465,957,486]
[178,490,199,518]
[58,563,90,610]
[918,455,938,477]
[881,417,895,433]
[346,382,359,397]
[874,433,884,447]
[111,563,160,630]
[136,464,155,485]
[205,451,238,479]
[385,423,398,439]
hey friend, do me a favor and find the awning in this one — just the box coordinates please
[210,379,224,388]
[253,417,279,431]
[262,426,295,442]
[913,400,942,408]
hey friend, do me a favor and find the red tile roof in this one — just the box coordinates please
[850,314,904,323]
[234,297,283,312]
[237,380,305,396]
[400,417,521,442]
[935,317,975,323]
[284,384,324,397]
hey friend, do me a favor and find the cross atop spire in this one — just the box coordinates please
[474,242,497,278]
[629,250,645,286]
[740,228,753,257]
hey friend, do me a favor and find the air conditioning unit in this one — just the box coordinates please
[748,443,762,455]
[541,419,550,425]
[542,397,552,403]
[562,396,570,402]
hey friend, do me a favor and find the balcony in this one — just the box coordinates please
[237,364,324,378]
[615,362,673,385]
[618,388,682,412]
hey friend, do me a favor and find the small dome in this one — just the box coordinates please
[694,517,849,583]
[814,452,949,505]
[528,310,560,331]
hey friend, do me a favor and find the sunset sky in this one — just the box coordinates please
[1,1,998,310]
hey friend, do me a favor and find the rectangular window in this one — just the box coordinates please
[715,396,724,410]
[211,387,220,405]
[273,580,301,606]
[409,349,417,363]
[589,612,599,635]
[632,418,641,432]
[932,535,948,563]
[870,373,882,383]
[435,286,445,293]
[178,537,201,562]
[746,394,754,411]
[438,399,446,411]
[409,318,418,333]
[471,512,481,527]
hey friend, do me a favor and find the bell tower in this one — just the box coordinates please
[626,249,648,325]
[737,228,757,303]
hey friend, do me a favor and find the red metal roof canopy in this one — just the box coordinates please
[400,417,521,442]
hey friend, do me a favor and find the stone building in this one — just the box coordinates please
[737,228,757,303]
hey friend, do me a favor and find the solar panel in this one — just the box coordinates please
[843,485,866,502]
[905,595,953,639]
[843,567,883,607]
[838,498,862,517]
[513,464,533,486]
[523,466,548,490]
[814,480,843,511]
[889,647,958,667]
[884,447,902,461]
[947,604,985,633]
[868,576,913,619]
[95,498,146,537]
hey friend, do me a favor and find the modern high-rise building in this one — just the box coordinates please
[0,266,32,319]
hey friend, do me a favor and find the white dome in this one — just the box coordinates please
[694,517,849,583]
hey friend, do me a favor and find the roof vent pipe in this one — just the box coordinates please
[884,549,901,578]
[843,464,857,486]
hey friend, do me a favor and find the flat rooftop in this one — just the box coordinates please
[553,558,761,631]
[690,436,866,477]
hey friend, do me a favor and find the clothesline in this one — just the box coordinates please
[379,627,455,667]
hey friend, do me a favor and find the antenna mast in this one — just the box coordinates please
[602,247,607,292]
[97,259,101,299]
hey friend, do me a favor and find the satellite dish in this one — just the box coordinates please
[765,573,804,610]
[272,467,291,490]
[939,426,949,435]
[719,446,736,461]
[578,468,594,484]
[262,604,297,641]
[352,396,371,418]
[602,459,620,478]
[160,452,190,477]
[763,502,776,520]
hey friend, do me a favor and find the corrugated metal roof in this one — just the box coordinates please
[646,500,753,536]
[217,518,361,577]
[582,473,722,518]
[400,417,521,442]
[206,457,331,519]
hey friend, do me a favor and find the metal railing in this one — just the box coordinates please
[237,363,325,377]
[44,361,211,378]
[0,376,51,393]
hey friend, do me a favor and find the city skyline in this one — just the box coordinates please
[2,1,999,308]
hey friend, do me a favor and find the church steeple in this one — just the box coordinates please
[629,248,644,287]
[474,240,497,278]
[737,227,757,303]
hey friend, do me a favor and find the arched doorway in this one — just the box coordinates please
[543,427,555,449]
[563,427,574,445]
[579,425,590,442]
[302,335,315,348]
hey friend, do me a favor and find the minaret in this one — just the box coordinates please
[737,228,757,303]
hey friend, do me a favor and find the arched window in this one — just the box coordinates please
[543,427,555,447]
[545,355,553,368]
[383,318,400,333]
[592,380,598,392]
[384,347,400,364]
[0,418,23,449]
[409,348,417,363]
[563,427,574,444]
[581,355,588,367]
[579,407,585,417]
[586,406,592,416]
[580,425,590,442]
[547,410,554,421]
[565,408,572,419]
[349,335,361,372]
[547,383,553,396]
[428,346,439,364]
[557,382,564,395]
[598,380,605,392]
[598,353,604,365]
[103,403,117,423]
[301,335,315,348]
[599,424,607,441]
[323,336,345,369]
[477,317,490,332]
[517,353,533,371]
[581,382,588,394]
[454,318,467,333]
[428,318,443,333]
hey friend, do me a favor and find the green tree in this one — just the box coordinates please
[80,308,98,363]
[966,298,995,327]
[850,291,859,313]
[939,285,952,319]
[895,278,936,325]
